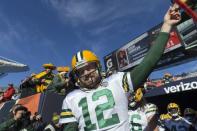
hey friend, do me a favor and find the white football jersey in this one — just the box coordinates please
[128,103,158,131]
[160,117,192,131]
[59,72,133,131]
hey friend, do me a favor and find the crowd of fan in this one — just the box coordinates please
[0,63,197,130]
[0,64,67,104]
[19,63,70,97]
[144,71,197,90]
[0,103,63,131]
[0,63,73,130]
[0,63,196,105]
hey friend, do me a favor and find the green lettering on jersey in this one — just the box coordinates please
[78,88,120,130]
[130,114,142,131]
[92,88,120,128]
[78,97,97,130]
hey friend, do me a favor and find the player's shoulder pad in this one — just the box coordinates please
[64,89,82,101]
[107,72,124,78]
[105,72,124,82]
[145,103,157,109]
[145,103,158,112]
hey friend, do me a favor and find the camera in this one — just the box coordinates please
[20,111,31,121]
[14,106,31,127]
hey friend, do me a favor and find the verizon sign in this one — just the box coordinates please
[164,81,197,94]
[144,77,197,97]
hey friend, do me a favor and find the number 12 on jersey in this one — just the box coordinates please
[78,89,120,130]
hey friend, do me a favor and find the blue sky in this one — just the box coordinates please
[0,0,197,87]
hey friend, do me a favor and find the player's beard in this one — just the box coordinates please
[79,69,102,90]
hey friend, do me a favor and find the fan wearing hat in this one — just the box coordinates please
[34,63,56,92]
[163,73,174,84]
[41,63,56,81]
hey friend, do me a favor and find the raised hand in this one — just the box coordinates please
[164,4,181,26]
[161,4,181,33]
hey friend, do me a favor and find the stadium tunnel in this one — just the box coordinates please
[145,89,197,115]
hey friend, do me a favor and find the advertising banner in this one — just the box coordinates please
[144,77,197,97]
[104,16,197,72]
[176,18,197,49]
[17,93,41,115]
[104,51,118,72]
[104,24,183,72]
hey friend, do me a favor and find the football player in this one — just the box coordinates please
[128,88,158,131]
[159,103,194,131]
[59,5,181,131]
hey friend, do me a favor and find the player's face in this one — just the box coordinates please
[77,62,101,89]
[184,114,195,123]
[120,53,123,58]
[169,108,179,117]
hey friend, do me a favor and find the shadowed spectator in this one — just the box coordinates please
[184,108,197,130]
[47,66,70,94]
[0,105,34,130]
[19,73,38,98]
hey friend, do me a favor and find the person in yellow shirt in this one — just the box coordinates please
[35,63,56,92]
